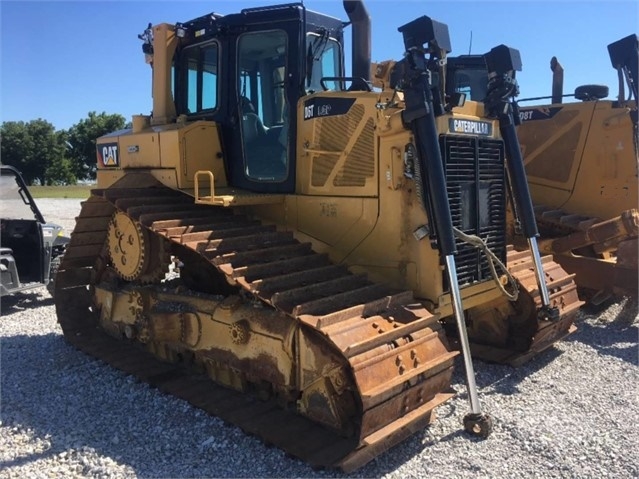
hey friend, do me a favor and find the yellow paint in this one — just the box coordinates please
[519,100,638,220]
[96,120,225,190]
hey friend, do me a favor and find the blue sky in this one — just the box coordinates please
[1,0,637,130]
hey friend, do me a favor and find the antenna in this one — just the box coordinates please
[468,30,473,55]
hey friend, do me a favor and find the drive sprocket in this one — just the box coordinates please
[107,211,169,283]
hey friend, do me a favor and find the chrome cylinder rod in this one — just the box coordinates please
[527,237,552,307]
[445,254,481,414]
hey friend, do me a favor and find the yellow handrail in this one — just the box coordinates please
[194,170,215,202]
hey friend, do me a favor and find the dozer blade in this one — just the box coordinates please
[536,207,639,299]
[55,177,457,472]
[550,238,638,299]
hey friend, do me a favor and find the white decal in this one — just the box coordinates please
[102,145,119,166]
[304,104,315,119]
[452,119,490,135]
[519,110,534,122]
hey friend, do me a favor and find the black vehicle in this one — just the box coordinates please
[0,165,69,297]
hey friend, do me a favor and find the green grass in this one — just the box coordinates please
[28,185,95,199]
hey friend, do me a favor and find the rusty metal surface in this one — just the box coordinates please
[502,248,583,366]
[55,184,456,472]
[454,247,583,366]
[548,209,638,254]
[534,205,638,298]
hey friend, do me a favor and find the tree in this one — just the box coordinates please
[0,121,32,176]
[45,130,76,185]
[67,112,126,180]
[0,119,75,185]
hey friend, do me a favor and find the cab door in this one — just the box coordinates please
[225,24,301,194]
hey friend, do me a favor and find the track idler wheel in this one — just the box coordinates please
[463,412,493,439]
[107,212,169,283]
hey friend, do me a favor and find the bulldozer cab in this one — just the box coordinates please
[171,5,345,193]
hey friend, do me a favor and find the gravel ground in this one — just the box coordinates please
[1,199,638,478]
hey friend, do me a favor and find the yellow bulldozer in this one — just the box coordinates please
[54,1,582,471]
[515,34,638,304]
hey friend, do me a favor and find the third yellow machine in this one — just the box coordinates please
[55,1,582,471]
[516,34,638,303]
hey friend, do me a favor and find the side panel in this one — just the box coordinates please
[344,131,426,295]
[518,100,638,219]
[95,121,226,191]
[117,133,161,167]
[293,196,378,263]
[563,102,638,218]
[517,102,596,207]
[288,92,381,266]
[175,123,226,189]
[296,92,378,197]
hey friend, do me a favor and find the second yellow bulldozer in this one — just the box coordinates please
[54,1,582,471]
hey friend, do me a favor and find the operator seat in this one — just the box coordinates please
[240,96,288,180]
[240,96,267,143]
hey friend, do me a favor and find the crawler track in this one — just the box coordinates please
[55,179,457,471]
[500,247,582,365]
[55,177,581,470]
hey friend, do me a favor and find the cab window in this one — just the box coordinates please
[181,41,219,114]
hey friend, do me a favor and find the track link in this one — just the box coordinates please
[502,247,582,365]
[55,180,456,472]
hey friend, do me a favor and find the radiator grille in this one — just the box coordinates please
[440,135,506,288]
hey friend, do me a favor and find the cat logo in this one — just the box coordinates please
[448,119,492,136]
[98,142,119,167]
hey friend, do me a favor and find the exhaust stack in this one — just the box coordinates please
[550,56,564,104]
[343,1,371,82]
